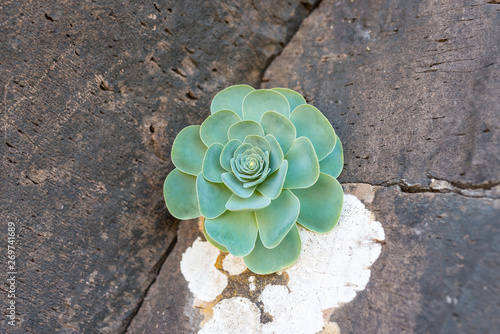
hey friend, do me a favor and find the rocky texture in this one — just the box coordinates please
[333,186,500,333]
[0,0,318,332]
[263,0,500,190]
[2,0,499,332]
[261,0,500,333]
[126,219,204,334]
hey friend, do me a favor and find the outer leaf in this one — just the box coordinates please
[205,210,258,257]
[257,160,288,199]
[171,125,207,175]
[271,88,307,111]
[163,169,200,219]
[244,224,301,275]
[283,137,319,189]
[242,89,290,122]
[260,111,296,155]
[255,190,300,248]
[203,218,228,252]
[290,104,336,160]
[265,134,283,173]
[210,84,255,118]
[196,173,232,219]
[319,135,344,178]
[228,120,264,141]
[226,192,271,211]
[220,139,242,171]
[243,135,271,152]
[200,110,241,146]
[202,143,226,183]
[292,173,343,233]
[221,172,256,198]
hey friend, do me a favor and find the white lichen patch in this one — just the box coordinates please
[248,276,256,291]
[222,254,247,275]
[199,297,261,334]
[181,194,385,333]
[180,237,228,302]
[286,194,385,310]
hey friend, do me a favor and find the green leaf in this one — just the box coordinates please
[233,143,254,158]
[255,190,300,248]
[319,135,344,178]
[283,137,319,189]
[220,139,242,171]
[226,192,271,211]
[292,173,343,233]
[265,134,283,173]
[241,168,271,188]
[260,111,296,155]
[290,104,336,161]
[210,84,255,118]
[244,224,301,275]
[196,173,232,219]
[203,219,228,252]
[271,88,307,112]
[200,110,241,146]
[221,172,256,198]
[171,125,207,175]
[243,135,271,152]
[227,120,264,141]
[242,89,290,122]
[163,169,200,219]
[257,160,288,199]
[205,210,258,257]
[202,143,226,183]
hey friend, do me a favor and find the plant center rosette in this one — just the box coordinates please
[164,85,344,274]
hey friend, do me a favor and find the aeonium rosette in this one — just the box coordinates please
[164,85,344,274]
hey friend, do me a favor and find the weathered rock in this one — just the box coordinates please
[0,0,318,332]
[263,0,500,189]
[126,219,204,334]
[261,0,500,332]
[332,186,500,333]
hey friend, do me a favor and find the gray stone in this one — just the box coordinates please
[263,0,500,189]
[262,0,500,332]
[126,219,204,334]
[332,186,500,334]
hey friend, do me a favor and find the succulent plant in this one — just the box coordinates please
[164,85,344,274]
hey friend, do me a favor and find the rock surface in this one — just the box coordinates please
[263,0,500,190]
[262,0,500,333]
[127,219,204,334]
[333,186,500,333]
[2,0,499,333]
[0,0,317,332]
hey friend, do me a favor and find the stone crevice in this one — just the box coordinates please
[122,235,178,333]
[343,180,500,199]
[259,0,323,86]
